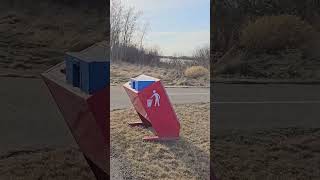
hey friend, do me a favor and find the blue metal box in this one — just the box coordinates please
[130,74,156,91]
[65,43,109,94]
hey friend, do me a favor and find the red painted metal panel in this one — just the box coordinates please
[123,79,180,141]
[87,87,109,145]
[123,83,148,122]
[42,76,109,174]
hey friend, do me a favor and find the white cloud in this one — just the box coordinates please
[122,0,195,12]
[116,0,210,56]
[144,30,210,56]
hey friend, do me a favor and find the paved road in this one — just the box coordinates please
[110,86,210,110]
[2,78,319,149]
[213,83,320,130]
[0,78,209,150]
[0,77,75,152]
[0,77,109,179]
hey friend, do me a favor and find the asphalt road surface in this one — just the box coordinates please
[2,78,319,150]
[212,83,320,130]
[0,78,209,150]
[0,77,75,152]
[110,86,209,110]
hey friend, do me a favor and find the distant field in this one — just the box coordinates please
[111,103,210,179]
[111,61,209,87]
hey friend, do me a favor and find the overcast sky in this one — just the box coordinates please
[122,0,210,56]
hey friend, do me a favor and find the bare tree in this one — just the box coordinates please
[110,0,124,61]
[193,45,210,67]
[139,22,150,49]
[110,0,160,65]
[121,7,141,60]
[111,0,142,60]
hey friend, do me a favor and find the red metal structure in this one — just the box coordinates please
[41,43,109,179]
[42,63,109,179]
[123,75,180,141]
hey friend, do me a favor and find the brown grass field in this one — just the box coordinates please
[111,62,209,87]
[213,128,320,180]
[0,147,95,180]
[0,4,105,78]
[111,103,210,180]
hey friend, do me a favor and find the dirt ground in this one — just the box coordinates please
[110,103,210,180]
[111,61,209,87]
[213,128,320,180]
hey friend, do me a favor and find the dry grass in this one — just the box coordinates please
[184,66,209,78]
[111,62,209,87]
[213,128,320,180]
[240,15,316,51]
[111,103,210,180]
[213,15,320,79]
[0,5,105,77]
[0,147,95,180]
[214,0,320,52]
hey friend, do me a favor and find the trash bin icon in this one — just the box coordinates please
[147,99,153,108]
[123,74,180,141]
